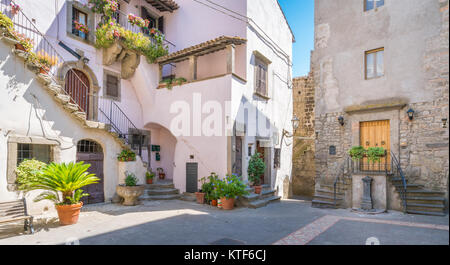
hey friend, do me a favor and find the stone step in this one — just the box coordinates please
[142,194,181,201]
[248,196,281,209]
[313,194,343,202]
[393,184,423,190]
[240,193,260,202]
[406,196,446,203]
[147,188,179,195]
[315,189,344,196]
[260,189,276,198]
[407,203,445,209]
[145,182,175,190]
[390,177,409,183]
[311,199,339,209]
[406,210,447,217]
[405,190,446,196]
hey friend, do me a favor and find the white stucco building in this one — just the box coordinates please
[0,0,294,213]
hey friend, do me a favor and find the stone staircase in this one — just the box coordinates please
[0,32,138,154]
[312,184,345,209]
[141,180,181,201]
[237,184,281,209]
[389,176,447,216]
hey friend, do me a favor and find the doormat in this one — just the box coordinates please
[209,238,246,245]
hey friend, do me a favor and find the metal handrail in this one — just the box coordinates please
[333,155,350,207]
[390,151,407,213]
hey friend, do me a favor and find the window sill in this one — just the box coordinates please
[67,32,94,46]
[253,92,270,101]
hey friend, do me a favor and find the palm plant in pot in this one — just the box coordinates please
[19,162,99,225]
[216,174,249,210]
[247,152,266,194]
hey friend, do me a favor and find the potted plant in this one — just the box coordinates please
[19,162,99,225]
[157,167,165,179]
[216,174,249,210]
[116,171,144,206]
[207,173,220,206]
[195,177,206,204]
[117,149,136,162]
[146,169,155,184]
[366,147,386,163]
[36,51,59,74]
[74,20,90,34]
[349,146,366,161]
[10,3,20,15]
[12,32,34,52]
[247,152,265,194]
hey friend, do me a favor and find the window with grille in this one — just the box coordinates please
[17,144,52,165]
[72,7,88,40]
[77,140,102,153]
[254,57,268,98]
[365,48,384,79]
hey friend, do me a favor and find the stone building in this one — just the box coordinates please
[312,0,449,215]
[291,72,315,198]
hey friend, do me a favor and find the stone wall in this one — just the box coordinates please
[292,72,316,197]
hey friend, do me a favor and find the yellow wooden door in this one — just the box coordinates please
[360,120,390,171]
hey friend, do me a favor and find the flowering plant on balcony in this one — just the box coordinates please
[12,31,34,52]
[10,3,20,15]
[74,20,90,34]
[36,51,59,71]
[88,0,118,18]
[127,13,147,28]
[95,20,168,63]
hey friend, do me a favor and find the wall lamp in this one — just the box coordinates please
[338,116,345,126]
[407,108,415,121]
[442,118,448,128]
[283,115,300,138]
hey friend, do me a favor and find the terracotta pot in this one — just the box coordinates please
[254,185,263,194]
[14,43,26,51]
[146,178,153,184]
[195,192,205,204]
[55,202,83,225]
[159,173,165,180]
[39,67,49,74]
[211,200,218,207]
[221,197,235,210]
[116,185,145,206]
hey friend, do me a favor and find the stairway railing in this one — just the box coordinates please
[390,151,407,213]
[333,155,351,208]
[1,1,144,155]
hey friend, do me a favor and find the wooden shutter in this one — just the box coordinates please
[106,74,119,98]
[158,16,164,33]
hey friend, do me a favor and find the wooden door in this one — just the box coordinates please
[76,140,104,204]
[256,141,265,184]
[360,120,390,172]
[65,69,90,116]
[235,137,243,176]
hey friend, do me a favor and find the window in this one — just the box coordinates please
[365,0,384,11]
[72,7,88,40]
[274,148,281,169]
[365,48,384,79]
[254,56,268,98]
[17,144,52,165]
[103,71,121,101]
[141,6,164,34]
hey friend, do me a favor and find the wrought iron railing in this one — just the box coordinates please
[1,0,90,114]
[96,96,144,156]
[333,155,351,208]
[390,151,408,213]
[1,1,144,155]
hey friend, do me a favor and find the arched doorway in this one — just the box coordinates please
[76,139,104,204]
[65,69,91,117]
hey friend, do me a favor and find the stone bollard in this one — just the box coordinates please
[361,176,373,210]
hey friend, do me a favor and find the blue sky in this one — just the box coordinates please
[278,0,314,77]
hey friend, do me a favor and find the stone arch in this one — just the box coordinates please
[57,61,101,120]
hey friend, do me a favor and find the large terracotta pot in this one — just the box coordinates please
[254,185,263,194]
[195,192,205,204]
[211,200,218,207]
[116,185,145,206]
[221,197,235,210]
[55,202,83,225]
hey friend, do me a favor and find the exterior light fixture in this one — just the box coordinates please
[292,115,300,132]
[338,116,345,126]
[407,108,415,121]
[442,118,448,128]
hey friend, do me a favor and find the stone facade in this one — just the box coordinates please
[313,0,449,210]
[292,72,316,197]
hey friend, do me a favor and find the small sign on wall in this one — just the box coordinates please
[152,145,161,152]
[155,152,161,161]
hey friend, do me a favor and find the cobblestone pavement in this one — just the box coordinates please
[0,199,448,245]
